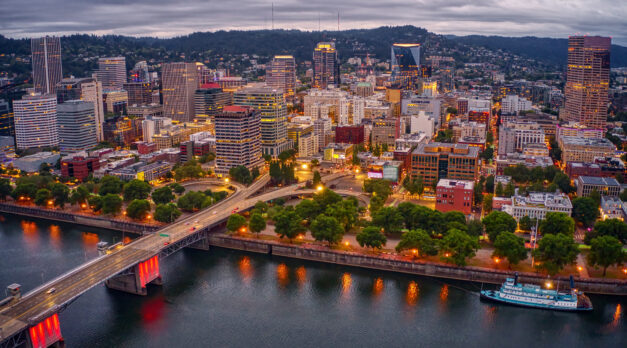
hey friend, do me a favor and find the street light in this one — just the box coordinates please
[301,164,308,170]
[316,185,324,192]
[225,178,230,183]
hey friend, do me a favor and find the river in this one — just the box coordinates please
[0,215,625,347]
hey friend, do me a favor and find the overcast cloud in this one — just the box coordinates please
[1,0,626,45]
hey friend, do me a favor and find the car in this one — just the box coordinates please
[213,211,217,215]
[185,222,190,225]
[163,242,170,246]
[191,226,197,231]
[46,288,56,294]
[194,220,199,223]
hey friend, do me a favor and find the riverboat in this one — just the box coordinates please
[480,274,592,312]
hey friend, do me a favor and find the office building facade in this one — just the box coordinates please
[410,143,479,187]
[31,36,63,95]
[233,85,289,157]
[97,57,127,90]
[390,43,421,90]
[13,94,59,149]
[194,84,231,121]
[162,62,199,122]
[266,55,296,101]
[563,36,611,130]
[0,99,14,137]
[57,100,98,154]
[313,42,339,89]
[214,106,263,175]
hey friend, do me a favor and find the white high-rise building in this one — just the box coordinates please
[314,117,332,152]
[57,100,97,154]
[81,75,105,141]
[409,111,435,136]
[501,95,532,115]
[14,94,59,149]
[498,121,545,155]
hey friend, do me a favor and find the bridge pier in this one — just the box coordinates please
[105,255,161,296]
[25,313,65,348]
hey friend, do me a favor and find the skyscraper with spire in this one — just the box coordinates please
[31,36,63,95]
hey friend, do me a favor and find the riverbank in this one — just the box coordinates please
[207,233,627,295]
[0,202,160,234]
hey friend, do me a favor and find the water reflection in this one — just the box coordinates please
[482,306,498,328]
[81,232,99,247]
[21,221,39,250]
[341,273,352,298]
[295,266,306,287]
[238,256,253,284]
[372,277,384,298]
[49,225,62,250]
[140,294,166,334]
[405,281,419,306]
[276,263,289,288]
[439,284,449,312]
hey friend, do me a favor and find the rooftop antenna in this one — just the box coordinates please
[318,12,321,32]
[337,10,340,31]
[272,3,274,30]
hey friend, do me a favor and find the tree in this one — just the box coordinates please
[503,182,515,197]
[482,194,493,214]
[588,190,602,207]
[123,179,151,201]
[88,195,103,212]
[533,233,579,275]
[466,219,484,237]
[572,197,600,227]
[552,172,573,193]
[485,175,495,193]
[154,203,182,223]
[253,201,269,213]
[356,226,387,251]
[402,176,424,197]
[372,207,404,235]
[226,214,247,233]
[443,211,466,226]
[174,160,204,181]
[539,212,575,236]
[620,189,627,202]
[12,183,38,200]
[310,215,344,245]
[99,175,123,195]
[311,158,319,167]
[492,232,528,267]
[169,183,185,195]
[486,131,494,145]
[269,161,283,184]
[295,199,321,223]
[34,188,52,206]
[151,186,175,205]
[495,182,504,197]
[273,209,305,241]
[126,199,151,220]
[70,185,91,205]
[369,195,385,215]
[474,181,484,205]
[438,229,479,266]
[480,147,494,161]
[177,191,208,212]
[326,200,359,232]
[482,210,516,242]
[585,218,627,245]
[395,229,438,257]
[587,236,625,276]
[312,170,321,186]
[518,215,534,231]
[49,183,69,207]
[249,213,267,237]
[435,129,453,143]
[102,194,123,215]
[278,149,296,163]
[229,165,252,185]
[251,167,260,180]
[0,178,12,200]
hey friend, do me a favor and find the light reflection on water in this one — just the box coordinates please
[406,281,419,306]
[238,256,253,284]
[276,263,289,288]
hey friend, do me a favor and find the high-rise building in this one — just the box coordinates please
[391,43,421,90]
[214,106,263,175]
[563,36,611,130]
[13,94,59,149]
[57,100,97,154]
[372,117,399,148]
[194,84,231,121]
[31,36,63,95]
[123,82,153,106]
[314,117,332,152]
[0,99,14,138]
[313,42,339,89]
[97,57,127,90]
[233,85,289,157]
[162,62,199,123]
[55,77,105,142]
[498,121,545,155]
[266,55,296,101]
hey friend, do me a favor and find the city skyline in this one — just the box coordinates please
[0,1,626,45]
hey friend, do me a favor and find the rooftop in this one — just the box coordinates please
[560,136,616,147]
[437,179,474,190]
[577,176,621,186]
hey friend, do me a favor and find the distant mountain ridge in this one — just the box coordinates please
[448,35,627,68]
[0,26,625,68]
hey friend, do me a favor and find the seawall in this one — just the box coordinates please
[0,202,160,234]
[207,234,627,296]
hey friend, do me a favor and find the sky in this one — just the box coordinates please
[1,0,626,45]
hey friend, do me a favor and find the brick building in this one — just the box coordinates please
[435,179,474,215]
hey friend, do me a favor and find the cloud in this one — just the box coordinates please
[0,0,625,45]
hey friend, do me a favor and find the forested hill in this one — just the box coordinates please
[449,35,627,68]
[1,26,625,68]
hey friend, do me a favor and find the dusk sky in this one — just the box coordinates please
[1,0,626,45]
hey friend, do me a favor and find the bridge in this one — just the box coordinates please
[0,172,356,348]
